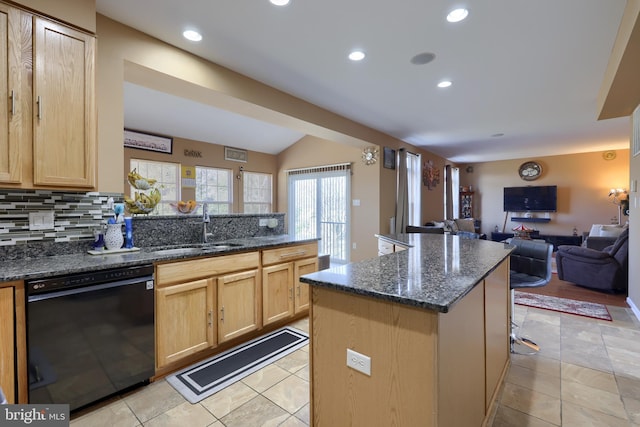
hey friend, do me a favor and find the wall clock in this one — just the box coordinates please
[518,161,542,181]
[362,146,378,165]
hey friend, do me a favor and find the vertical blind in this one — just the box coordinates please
[287,163,351,264]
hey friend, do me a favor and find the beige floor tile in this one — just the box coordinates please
[505,364,560,398]
[220,395,289,427]
[499,382,561,425]
[123,381,185,423]
[294,403,310,425]
[242,363,290,393]
[274,349,308,373]
[288,317,309,333]
[525,309,562,326]
[71,399,140,427]
[279,415,308,426]
[294,363,309,381]
[200,381,258,419]
[561,379,627,419]
[510,354,561,378]
[617,373,640,400]
[561,400,630,427]
[262,374,309,414]
[490,404,558,427]
[143,402,216,427]
[623,396,640,424]
[561,362,619,394]
[600,323,640,340]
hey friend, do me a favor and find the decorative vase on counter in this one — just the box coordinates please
[104,223,124,250]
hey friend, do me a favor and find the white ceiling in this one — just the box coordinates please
[97,0,631,163]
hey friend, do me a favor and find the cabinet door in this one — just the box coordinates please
[484,259,509,408]
[294,257,318,314]
[262,263,293,326]
[0,286,14,403]
[0,4,24,184]
[32,17,95,188]
[218,269,259,343]
[156,278,215,368]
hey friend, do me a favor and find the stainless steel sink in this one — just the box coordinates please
[153,247,205,256]
[204,242,244,250]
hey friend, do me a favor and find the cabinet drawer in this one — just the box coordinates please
[156,252,259,287]
[262,243,318,266]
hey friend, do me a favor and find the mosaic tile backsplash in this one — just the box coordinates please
[0,189,286,260]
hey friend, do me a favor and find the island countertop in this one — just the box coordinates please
[299,233,514,313]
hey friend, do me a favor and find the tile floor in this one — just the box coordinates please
[71,305,640,426]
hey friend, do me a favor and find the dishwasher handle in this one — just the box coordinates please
[27,275,154,303]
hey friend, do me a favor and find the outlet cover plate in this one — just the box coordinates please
[346,348,371,376]
[29,211,55,231]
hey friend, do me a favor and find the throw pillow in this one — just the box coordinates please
[444,219,458,233]
[599,225,624,237]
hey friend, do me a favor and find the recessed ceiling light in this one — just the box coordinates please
[348,50,366,61]
[447,8,469,23]
[437,80,452,88]
[410,52,436,65]
[270,0,290,5]
[491,133,505,138]
[183,30,202,42]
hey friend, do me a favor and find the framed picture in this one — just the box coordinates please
[225,146,248,163]
[124,129,173,154]
[383,147,396,169]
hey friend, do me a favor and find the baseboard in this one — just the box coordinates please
[626,296,640,322]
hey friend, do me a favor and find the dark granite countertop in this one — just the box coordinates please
[299,233,514,313]
[0,235,317,282]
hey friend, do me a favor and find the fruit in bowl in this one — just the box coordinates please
[171,200,198,214]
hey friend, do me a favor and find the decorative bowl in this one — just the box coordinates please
[170,201,198,214]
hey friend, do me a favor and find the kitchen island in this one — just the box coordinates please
[300,233,514,426]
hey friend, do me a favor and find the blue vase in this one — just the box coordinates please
[124,217,134,248]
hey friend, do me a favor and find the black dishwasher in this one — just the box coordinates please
[26,264,155,412]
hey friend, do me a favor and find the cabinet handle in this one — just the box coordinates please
[10,90,15,116]
[36,96,42,120]
[208,309,213,327]
[279,250,306,259]
[220,306,225,323]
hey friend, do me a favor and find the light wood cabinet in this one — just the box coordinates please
[32,17,95,188]
[262,243,318,326]
[0,280,26,404]
[0,1,96,189]
[262,263,294,325]
[156,278,215,369]
[218,270,260,343]
[310,258,510,426]
[294,257,317,314]
[155,252,260,368]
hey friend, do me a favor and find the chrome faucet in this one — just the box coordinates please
[202,203,212,243]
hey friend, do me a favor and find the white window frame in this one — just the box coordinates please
[129,159,180,216]
[407,152,421,226]
[243,171,273,213]
[195,166,233,214]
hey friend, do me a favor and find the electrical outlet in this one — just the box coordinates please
[346,348,371,376]
[29,211,55,231]
[259,218,268,226]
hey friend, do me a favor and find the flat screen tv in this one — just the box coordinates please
[503,185,557,212]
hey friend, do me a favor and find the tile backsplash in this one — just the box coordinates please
[0,189,286,260]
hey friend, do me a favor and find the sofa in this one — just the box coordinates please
[582,224,627,251]
[556,227,629,292]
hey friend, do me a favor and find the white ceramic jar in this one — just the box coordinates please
[104,223,124,250]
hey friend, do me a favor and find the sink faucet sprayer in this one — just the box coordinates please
[202,203,212,243]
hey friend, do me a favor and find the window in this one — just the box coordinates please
[407,152,421,226]
[129,159,179,215]
[288,164,350,264]
[243,172,272,213]
[444,166,460,219]
[195,166,232,214]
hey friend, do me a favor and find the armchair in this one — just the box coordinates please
[556,228,628,292]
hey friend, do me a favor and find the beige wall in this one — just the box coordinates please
[460,150,630,236]
[277,136,380,261]
[124,137,278,213]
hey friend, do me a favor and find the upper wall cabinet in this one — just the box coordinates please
[0,2,96,190]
